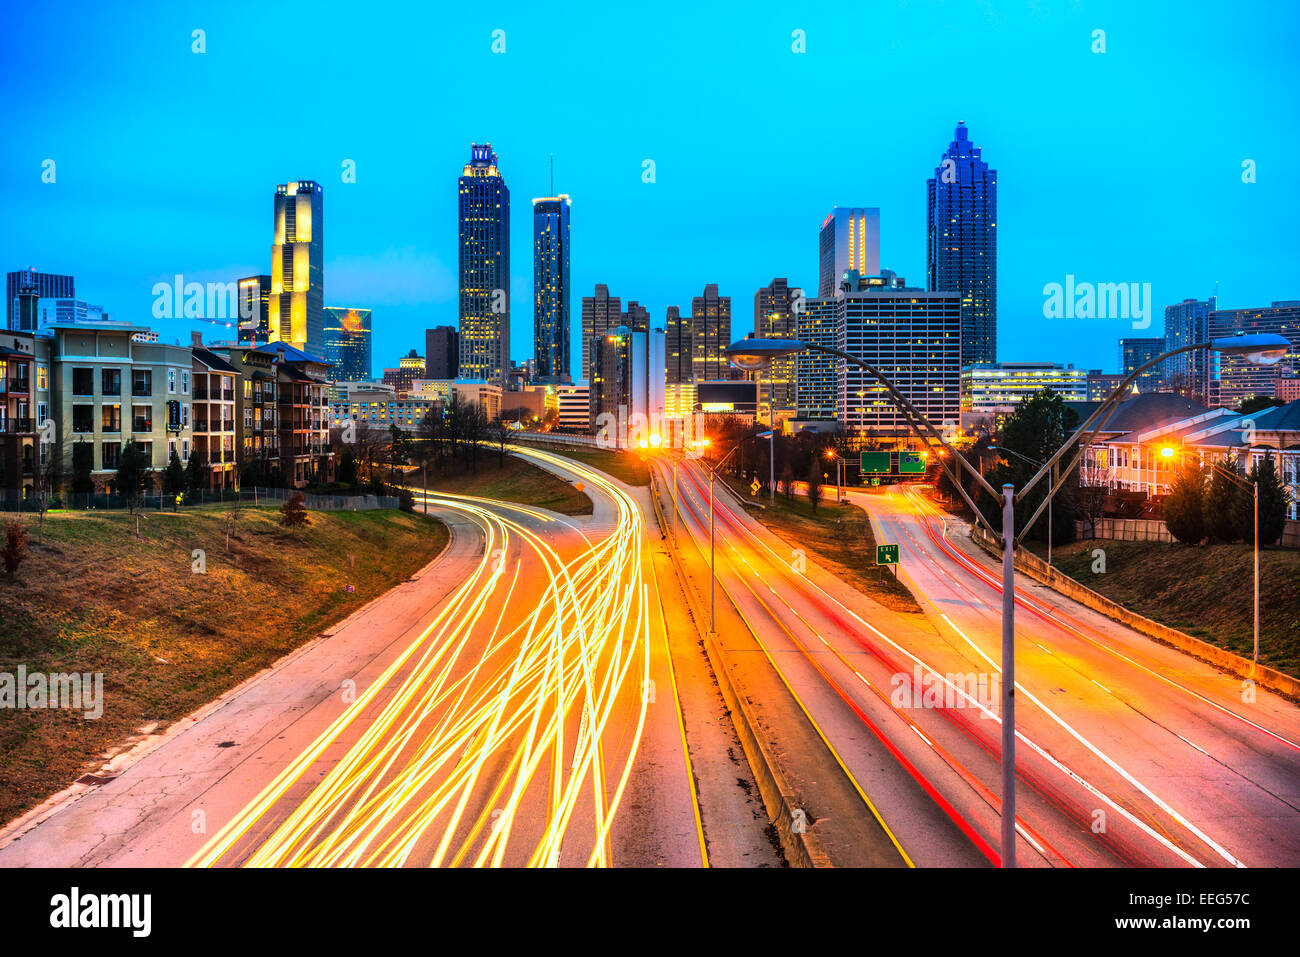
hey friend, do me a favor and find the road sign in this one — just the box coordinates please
[749,478,761,495]
[899,451,926,474]
[861,450,890,474]
[871,477,880,487]
[876,544,899,565]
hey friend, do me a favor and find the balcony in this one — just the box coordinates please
[0,376,31,395]
[193,384,209,400]
[195,418,210,432]
[132,417,153,433]
[0,418,34,434]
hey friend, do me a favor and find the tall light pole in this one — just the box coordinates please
[726,331,1290,868]
[704,430,770,634]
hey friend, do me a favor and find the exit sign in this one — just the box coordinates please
[876,544,899,565]
[899,452,926,474]
[861,451,891,474]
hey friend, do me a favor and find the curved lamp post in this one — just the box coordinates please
[725,331,1289,869]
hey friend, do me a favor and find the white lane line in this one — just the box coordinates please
[944,613,1242,869]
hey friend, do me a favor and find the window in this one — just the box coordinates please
[132,369,152,396]
[37,402,48,430]
[132,405,152,433]
[72,443,94,474]
[182,371,189,394]
[244,380,252,399]
[182,439,190,460]
[72,404,94,433]
[168,369,176,394]
[37,365,48,391]
[102,442,121,470]
[182,403,189,428]
[101,404,121,433]
[168,439,176,460]
[72,367,94,396]
[244,408,253,428]
[137,442,152,463]
[103,368,122,396]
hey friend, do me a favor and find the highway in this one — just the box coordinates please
[0,448,739,868]
[660,456,1300,867]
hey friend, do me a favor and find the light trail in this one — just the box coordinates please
[187,449,658,868]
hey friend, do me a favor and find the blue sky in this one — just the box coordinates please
[2,0,1297,377]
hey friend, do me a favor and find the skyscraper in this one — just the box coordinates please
[458,144,511,382]
[425,325,459,380]
[795,297,839,423]
[817,209,880,298]
[323,307,372,381]
[838,278,962,437]
[7,268,74,330]
[533,194,571,383]
[690,283,732,381]
[270,181,324,356]
[666,305,692,385]
[1119,337,1167,392]
[928,121,997,366]
[237,275,272,345]
[1209,301,1300,408]
[754,278,801,412]
[1163,296,1216,403]
[581,285,649,383]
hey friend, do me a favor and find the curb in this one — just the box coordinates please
[968,525,1300,701]
[648,470,833,868]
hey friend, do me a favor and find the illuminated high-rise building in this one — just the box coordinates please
[928,121,997,366]
[237,275,272,345]
[458,144,511,382]
[270,181,324,356]
[581,285,648,383]
[690,284,732,381]
[817,209,880,298]
[1163,297,1216,403]
[323,307,372,382]
[754,278,801,413]
[533,194,571,383]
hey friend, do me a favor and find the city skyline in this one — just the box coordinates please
[3,2,1296,378]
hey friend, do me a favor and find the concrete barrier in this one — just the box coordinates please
[969,525,1300,700]
[648,471,833,867]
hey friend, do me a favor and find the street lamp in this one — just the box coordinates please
[728,349,781,506]
[825,447,843,504]
[1162,444,1261,665]
[703,429,771,634]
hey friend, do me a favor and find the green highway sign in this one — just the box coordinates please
[871,477,880,486]
[861,450,891,474]
[899,451,926,474]
[876,544,899,565]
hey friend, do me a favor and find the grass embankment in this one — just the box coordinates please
[414,453,593,515]
[723,480,922,615]
[0,506,449,825]
[1037,539,1300,678]
[514,443,651,487]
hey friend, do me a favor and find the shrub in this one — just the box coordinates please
[280,491,310,528]
[3,520,28,578]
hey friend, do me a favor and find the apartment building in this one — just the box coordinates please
[47,323,193,491]
[191,343,239,489]
[257,342,334,487]
[0,331,48,502]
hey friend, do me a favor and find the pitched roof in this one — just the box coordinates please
[1087,392,1210,437]
[254,341,328,365]
[192,347,239,374]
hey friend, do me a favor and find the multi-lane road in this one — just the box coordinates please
[0,448,779,868]
[3,444,1297,869]
[660,455,1300,867]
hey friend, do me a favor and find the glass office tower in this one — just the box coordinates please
[532,194,571,383]
[927,121,997,367]
[458,144,511,382]
[323,307,372,381]
[270,181,324,356]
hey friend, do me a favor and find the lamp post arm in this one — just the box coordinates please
[1016,340,1210,504]
[800,342,1001,501]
